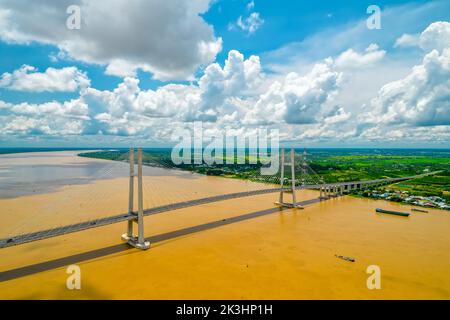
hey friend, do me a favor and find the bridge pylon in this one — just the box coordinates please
[121,147,150,250]
[275,148,303,209]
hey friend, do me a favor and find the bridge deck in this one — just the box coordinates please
[0,173,434,248]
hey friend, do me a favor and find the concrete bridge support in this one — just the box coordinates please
[276,148,303,209]
[320,183,344,200]
[122,147,150,250]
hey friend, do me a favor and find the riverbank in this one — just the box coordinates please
[78,149,450,208]
[350,187,450,211]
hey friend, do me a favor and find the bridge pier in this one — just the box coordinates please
[275,148,303,209]
[330,185,336,198]
[319,183,344,200]
[319,185,329,200]
[122,147,150,250]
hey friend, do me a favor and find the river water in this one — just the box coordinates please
[0,151,449,299]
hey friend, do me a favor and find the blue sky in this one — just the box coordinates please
[206,0,411,59]
[0,0,449,147]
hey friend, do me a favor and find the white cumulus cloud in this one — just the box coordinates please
[0,0,222,81]
[0,65,90,92]
[366,47,450,127]
[1,17,449,147]
[243,58,342,125]
[419,21,450,52]
[335,44,386,70]
[394,21,450,52]
[0,99,88,136]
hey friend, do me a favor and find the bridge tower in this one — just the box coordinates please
[122,147,150,250]
[300,148,308,186]
[275,148,303,209]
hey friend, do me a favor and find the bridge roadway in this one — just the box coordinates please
[0,173,435,248]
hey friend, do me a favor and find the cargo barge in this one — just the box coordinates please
[375,208,410,217]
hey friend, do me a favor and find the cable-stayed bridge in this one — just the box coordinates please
[0,148,436,249]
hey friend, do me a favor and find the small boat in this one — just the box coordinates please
[335,254,355,262]
[375,208,410,217]
[411,208,428,213]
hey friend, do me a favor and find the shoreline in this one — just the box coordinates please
[79,150,450,212]
[351,193,450,211]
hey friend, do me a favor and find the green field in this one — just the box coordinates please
[385,172,450,201]
[310,155,450,182]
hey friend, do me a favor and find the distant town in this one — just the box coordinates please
[356,188,450,210]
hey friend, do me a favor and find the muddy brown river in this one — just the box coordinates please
[0,151,449,299]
